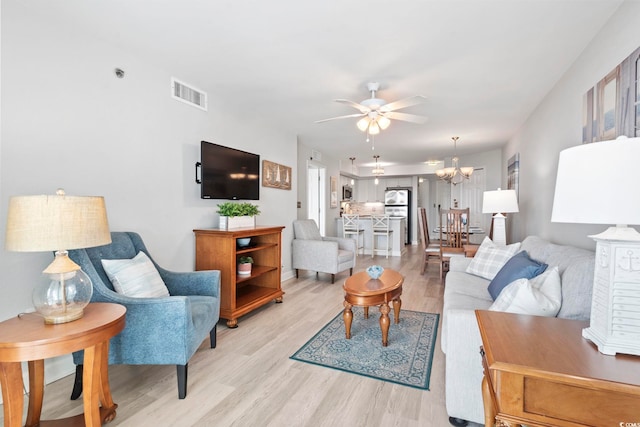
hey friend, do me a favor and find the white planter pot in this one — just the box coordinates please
[219,215,256,230]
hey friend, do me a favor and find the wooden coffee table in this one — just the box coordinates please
[343,269,403,346]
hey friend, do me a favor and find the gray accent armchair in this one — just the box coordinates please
[68,232,220,399]
[292,219,356,283]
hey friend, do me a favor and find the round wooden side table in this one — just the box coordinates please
[343,269,403,346]
[0,302,126,427]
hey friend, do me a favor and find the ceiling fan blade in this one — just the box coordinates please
[334,99,370,113]
[315,112,366,123]
[383,111,428,124]
[380,95,427,112]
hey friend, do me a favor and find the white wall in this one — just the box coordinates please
[505,0,640,250]
[0,2,297,385]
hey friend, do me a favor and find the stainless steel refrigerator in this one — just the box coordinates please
[384,188,411,245]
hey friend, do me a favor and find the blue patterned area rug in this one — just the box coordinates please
[290,309,439,390]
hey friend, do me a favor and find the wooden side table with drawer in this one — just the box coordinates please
[476,310,640,427]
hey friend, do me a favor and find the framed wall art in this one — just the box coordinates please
[330,176,338,208]
[507,153,519,200]
[262,160,292,190]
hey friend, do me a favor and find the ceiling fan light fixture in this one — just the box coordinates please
[356,117,370,132]
[378,116,391,130]
[368,121,380,135]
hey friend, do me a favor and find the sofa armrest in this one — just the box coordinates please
[443,308,486,424]
[323,236,357,253]
[449,255,472,272]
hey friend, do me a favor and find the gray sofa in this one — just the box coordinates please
[441,236,595,425]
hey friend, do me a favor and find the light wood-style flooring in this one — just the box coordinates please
[1,246,458,426]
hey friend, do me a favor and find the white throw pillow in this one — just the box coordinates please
[489,266,562,317]
[466,237,521,280]
[101,251,170,298]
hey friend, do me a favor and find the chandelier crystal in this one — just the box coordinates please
[436,137,474,186]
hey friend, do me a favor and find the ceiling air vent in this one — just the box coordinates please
[171,77,207,111]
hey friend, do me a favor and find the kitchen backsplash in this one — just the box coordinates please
[340,201,385,216]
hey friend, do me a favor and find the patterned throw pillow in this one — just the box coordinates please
[465,237,521,280]
[101,251,170,298]
[489,266,562,317]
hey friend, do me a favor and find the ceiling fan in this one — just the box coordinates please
[316,82,427,135]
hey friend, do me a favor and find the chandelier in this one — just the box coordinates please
[436,137,474,185]
[372,155,384,185]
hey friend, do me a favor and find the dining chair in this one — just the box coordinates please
[439,208,470,277]
[371,215,394,258]
[342,214,364,256]
[418,207,441,274]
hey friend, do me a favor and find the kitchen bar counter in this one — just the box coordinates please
[336,217,406,257]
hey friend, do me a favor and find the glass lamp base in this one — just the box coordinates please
[41,307,86,324]
[34,251,93,324]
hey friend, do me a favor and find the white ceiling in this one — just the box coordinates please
[17,0,622,170]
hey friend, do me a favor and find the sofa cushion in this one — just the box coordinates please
[488,251,548,300]
[338,249,353,264]
[441,270,493,354]
[520,236,595,320]
[101,251,170,298]
[466,237,521,280]
[489,266,561,316]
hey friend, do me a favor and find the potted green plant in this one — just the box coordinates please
[217,202,260,230]
[237,255,254,276]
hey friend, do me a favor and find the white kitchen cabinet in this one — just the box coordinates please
[384,177,412,188]
[356,180,368,202]
[370,179,384,201]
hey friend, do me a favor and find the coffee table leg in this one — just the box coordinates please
[343,301,353,339]
[379,303,390,346]
[363,306,369,319]
[392,298,401,324]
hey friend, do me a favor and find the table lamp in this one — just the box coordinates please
[5,189,111,324]
[551,136,640,356]
[482,188,519,245]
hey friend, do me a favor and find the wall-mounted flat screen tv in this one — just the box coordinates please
[200,141,260,200]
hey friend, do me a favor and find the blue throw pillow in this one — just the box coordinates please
[488,251,548,300]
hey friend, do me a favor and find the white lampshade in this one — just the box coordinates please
[551,136,640,226]
[482,189,519,214]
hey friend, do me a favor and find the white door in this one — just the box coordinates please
[307,161,326,235]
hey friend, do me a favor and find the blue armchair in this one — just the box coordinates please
[68,232,220,399]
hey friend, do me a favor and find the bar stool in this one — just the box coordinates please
[371,215,393,258]
[342,214,364,256]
